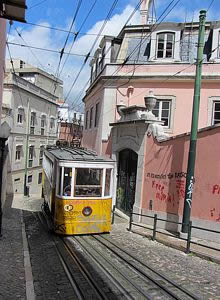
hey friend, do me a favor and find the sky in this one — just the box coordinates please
[6,0,220,111]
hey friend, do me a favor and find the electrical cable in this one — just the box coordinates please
[68,0,183,111]
[61,0,121,108]
[28,0,48,10]
[59,0,98,77]
[207,0,215,12]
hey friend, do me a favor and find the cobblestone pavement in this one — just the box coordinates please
[110,216,220,300]
[23,211,76,299]
[22,211,220,299]
[0,195,26,300]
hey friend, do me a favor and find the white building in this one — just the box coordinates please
[2,59,63,197]
[57,100,84,125]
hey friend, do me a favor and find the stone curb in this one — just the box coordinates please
[21,211,35,300]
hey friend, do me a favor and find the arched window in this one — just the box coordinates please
[156,32,175,59]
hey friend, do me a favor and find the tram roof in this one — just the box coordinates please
[45,146,114,162]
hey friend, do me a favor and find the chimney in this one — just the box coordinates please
[140,0,152,25]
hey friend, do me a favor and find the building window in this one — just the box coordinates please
[30,112,36,134]
[39,145,44,166]
[38,172,42,184]
[94,102,99,127]
[212,102,220,125]
[20,60,25,68]
[27,175,32,183]
[156,33,174,59]
[17,110,23,124]
[15,146,22,161]
[152,100,171,127]
[14,178,21,182]
[89,107,93,128]
[28,146,34,168]
[50,117,55,129]
[41,115,46,135]
[99,46,105,71]
[85,111,89,129]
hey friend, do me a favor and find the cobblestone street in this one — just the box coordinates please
[23,210,220,299]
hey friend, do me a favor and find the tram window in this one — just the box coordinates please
[63,168,72,196]
[104,169,112,196]
[74,168,102,197]
[58,167,62,196]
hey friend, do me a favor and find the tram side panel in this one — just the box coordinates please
[54,198,112,235]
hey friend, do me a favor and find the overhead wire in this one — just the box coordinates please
[52,0,83,94]
[69,0,182,110]
[28,0,48,10]
[61,0,121,108]
[59,0,98,77]
[63,0,183,117]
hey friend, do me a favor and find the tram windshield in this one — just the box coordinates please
[75,168,102,197]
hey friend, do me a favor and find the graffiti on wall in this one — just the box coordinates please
[211,184,220,222]
[148,173,220,222]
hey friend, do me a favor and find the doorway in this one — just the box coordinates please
[116,149,138,215]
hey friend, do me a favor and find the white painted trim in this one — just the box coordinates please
[101,168,106,197]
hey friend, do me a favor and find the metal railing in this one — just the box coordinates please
[128,211,220,254]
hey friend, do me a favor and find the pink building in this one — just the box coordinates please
[82,6,220,239]
[83,15,220,155]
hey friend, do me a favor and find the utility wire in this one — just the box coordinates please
[59,0,98,77]
[14,27,47,72]
[207,0,215,12]
[62,0,120,107]
[53,0,82,93]
[28,0,48,10]
[63,0,147,112]
[68,0,182,111]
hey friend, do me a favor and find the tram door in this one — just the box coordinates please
[116,149,138,215]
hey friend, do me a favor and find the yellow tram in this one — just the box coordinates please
[42,145,115,235]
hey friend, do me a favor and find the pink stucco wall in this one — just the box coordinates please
[142,126,220,223]
[0,19,7,123]
[116,80,220,137]
[84,62,220,156]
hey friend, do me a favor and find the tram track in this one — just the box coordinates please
[70,235,200,300]
[36,212,113,299]
[36,211,200,299]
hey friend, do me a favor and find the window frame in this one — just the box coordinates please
[15,146,22,161]
[17,112,23,124]
[38,172,42,184]
[28,146,34,168]
[153,95,176,131]
[56,164,114,199]
[27,175,32,183]
[89,107,93,129]
[30,112,36,134]
[41,115,46,135]
[85,110,89,130]
[212,101,220,125]
[156,32,175,59]
[94,102,99,127]
[39,145,44,166]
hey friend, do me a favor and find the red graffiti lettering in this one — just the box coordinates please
[212,184,220,195]
[210,208,216,217]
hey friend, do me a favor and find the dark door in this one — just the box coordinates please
[116,149,138,215]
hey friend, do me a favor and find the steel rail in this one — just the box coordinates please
[36,212,84,299]
[95,235,199,300]
[71,236,153,300]
[62,238,108,300]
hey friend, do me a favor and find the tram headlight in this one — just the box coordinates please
[82,206,92,216]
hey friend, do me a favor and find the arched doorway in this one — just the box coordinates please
[116,149,138,215]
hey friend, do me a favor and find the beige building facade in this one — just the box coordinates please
[2,59,63,197]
